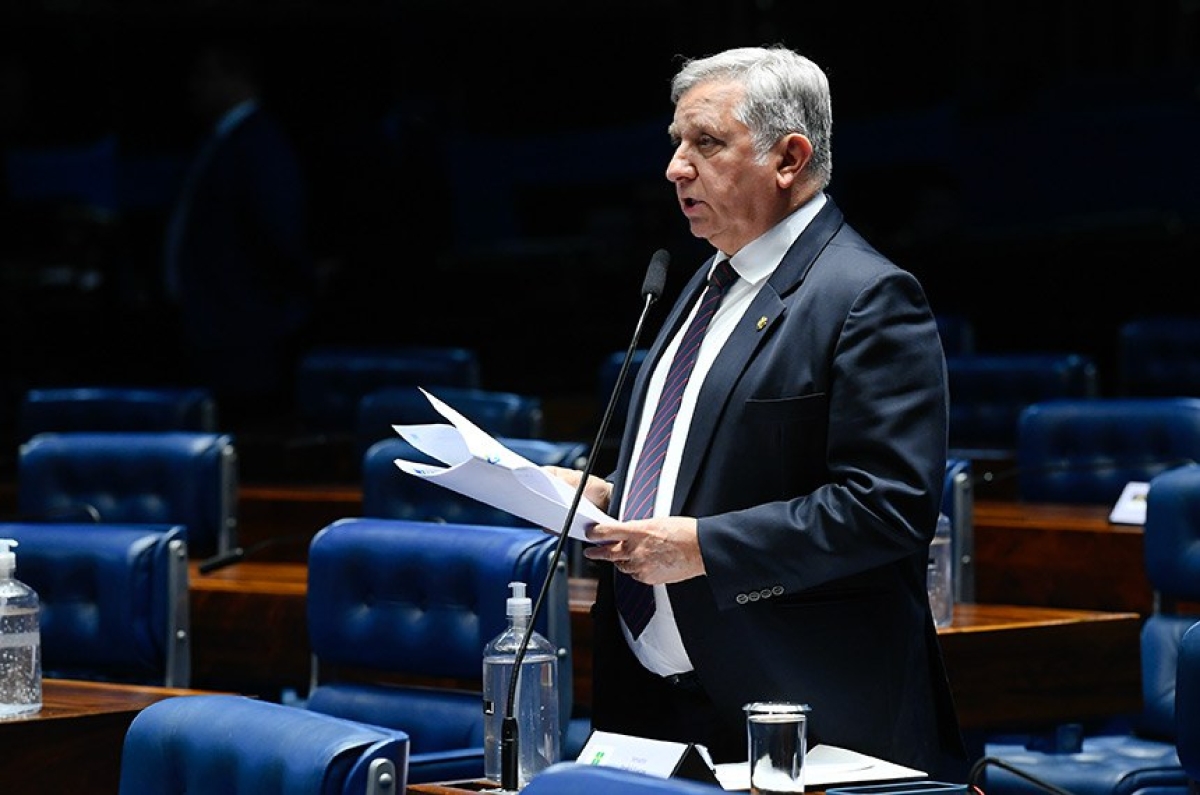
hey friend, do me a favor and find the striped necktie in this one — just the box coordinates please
[615,259,739,638]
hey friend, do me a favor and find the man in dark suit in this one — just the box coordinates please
[550,45,966,779]
[164,36,317,427]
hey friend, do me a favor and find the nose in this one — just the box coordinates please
[665,146,693,182]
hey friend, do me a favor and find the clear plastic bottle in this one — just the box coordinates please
[483,581,560,789]
[927,513,954,628]
[0,539,42,718]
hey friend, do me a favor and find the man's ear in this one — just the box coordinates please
[776,133,814,188]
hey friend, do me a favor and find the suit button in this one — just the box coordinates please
[748,591,761,601]
[736,593,749,605]
[772,585,784,596]
[759,588,773,599]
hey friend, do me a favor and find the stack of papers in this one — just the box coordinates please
[391,388,613,540]
[714,744,926,790]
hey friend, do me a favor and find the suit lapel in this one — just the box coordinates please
[670,199,846,514]
[614,197,847,515]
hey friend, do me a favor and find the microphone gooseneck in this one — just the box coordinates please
[499,248,670,791]
[197,535,310,574]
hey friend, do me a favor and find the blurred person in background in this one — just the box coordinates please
[163,33,318,429]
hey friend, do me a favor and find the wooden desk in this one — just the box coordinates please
[973,500,1154,614]
[190,560,311,695]
[407,781,497,795]
[0,678,209,794]
[236,482,363,561]
[189,563,1141,732]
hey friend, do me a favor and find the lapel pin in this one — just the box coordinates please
[756,316,769,331]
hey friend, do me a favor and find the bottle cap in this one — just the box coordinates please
[0,539,16,578]
[506,581,532,618]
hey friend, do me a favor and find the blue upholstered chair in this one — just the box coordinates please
[17,386,217,444]
[594,348,650,466]
[0,522,190,687]
[117,694,408,795]
[295,345,482,435]
[1118,316,1200,398]
[1015,398,1200,505]
[946,353,1098,457]
[1178,621,1200,786]
[522,761,725,794]
[15,431,238,558]
[982,464,1200,795]
[361,435,588,527]
[355,385,544,462]
[302,517,572,784]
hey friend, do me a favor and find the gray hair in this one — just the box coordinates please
[670,45,833,189]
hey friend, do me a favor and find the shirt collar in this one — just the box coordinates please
[719,191,827,285]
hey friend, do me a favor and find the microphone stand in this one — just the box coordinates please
[197,535,310,574]
[499,250,669,791]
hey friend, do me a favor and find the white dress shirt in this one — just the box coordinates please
[618,192,827,676]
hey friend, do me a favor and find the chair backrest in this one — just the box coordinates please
[304,517,572,782]
[1177,620,1200,784]
[118,694,408,795]
[1015,398,1200,505]
[1118,316,1200,398]
[595,348,650,466]
[1135,464,1200,739]
[943,456,975,602]
[16,431,238,557]
[522,762,725,794]
[295,346,482,434]
[17,386,217,443]
[361,435,589,527]
[0,522,190,687]
[947,352,1098,455]
[356,385,544,462]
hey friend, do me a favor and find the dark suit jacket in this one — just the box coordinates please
[591,197,965,776]
[170,107,314,399]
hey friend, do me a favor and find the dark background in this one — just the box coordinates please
[1,0,1197,427]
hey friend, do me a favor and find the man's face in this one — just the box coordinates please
[665,80,782,256]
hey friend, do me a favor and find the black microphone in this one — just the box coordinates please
[499,248,670,792]
[197,535,310,574]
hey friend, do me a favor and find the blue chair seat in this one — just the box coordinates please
[983,735,1183,795]
[982,464,1200,795]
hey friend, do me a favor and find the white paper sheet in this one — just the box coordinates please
[391,388,614,540]
[714,744,927,791]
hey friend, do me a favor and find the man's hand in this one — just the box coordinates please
[584,516,704,584]
[543,465,613,513]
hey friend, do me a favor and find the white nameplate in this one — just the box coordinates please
[1109,481,1150,525]
[574,730,718,784]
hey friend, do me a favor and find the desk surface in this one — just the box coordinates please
[229,485,1159,616]
[189,561,1142,732]
[0,678,210,794]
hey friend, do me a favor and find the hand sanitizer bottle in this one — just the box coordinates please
[0,539,42,717]
[483,581,560,788]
